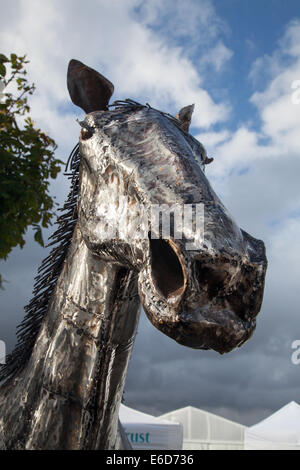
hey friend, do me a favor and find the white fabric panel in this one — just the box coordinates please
[160,406,245,450]
[183,440,244,450]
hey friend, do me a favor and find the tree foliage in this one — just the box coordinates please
[0,54,62,276]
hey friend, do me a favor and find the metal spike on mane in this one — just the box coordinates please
[0,144,81,383]
[109,99,182,128]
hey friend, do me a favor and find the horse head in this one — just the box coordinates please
[67,59,267,355]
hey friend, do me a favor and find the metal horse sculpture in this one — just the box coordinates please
[0,60,267,450]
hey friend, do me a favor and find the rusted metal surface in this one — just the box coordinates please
[0,60,267,449]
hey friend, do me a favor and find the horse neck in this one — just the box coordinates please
[0,226,140,449]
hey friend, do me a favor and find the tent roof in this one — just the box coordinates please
[119,404,180,426]
[161,405,245,428]
[245,401,300,448]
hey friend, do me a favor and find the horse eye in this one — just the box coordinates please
[81,127,94,140]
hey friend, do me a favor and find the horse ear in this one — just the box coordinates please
[67,59,114,113]
[175,104,195,132]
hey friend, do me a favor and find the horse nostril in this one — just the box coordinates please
[149,239,185,304]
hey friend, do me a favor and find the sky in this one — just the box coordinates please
[0,0,300,426]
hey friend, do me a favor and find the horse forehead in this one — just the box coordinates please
[84,108,209,202]
[95,112,206,185]
[84,109,245,250]
[90,108,195,155]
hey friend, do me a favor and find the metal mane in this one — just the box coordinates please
[0,145,80,382]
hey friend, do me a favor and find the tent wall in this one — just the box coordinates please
[160,406,245,450]
[183,440,244,450]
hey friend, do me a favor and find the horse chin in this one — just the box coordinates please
[151,311,255,354]
[139,282,256,353]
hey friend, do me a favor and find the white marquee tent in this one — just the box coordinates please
[119,404,183,450]
[244,401,300,450]
[160,406,245,450]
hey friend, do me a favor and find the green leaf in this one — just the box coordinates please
[0,54,9,63]
[33,225,44,247]
[0,63,6,77]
